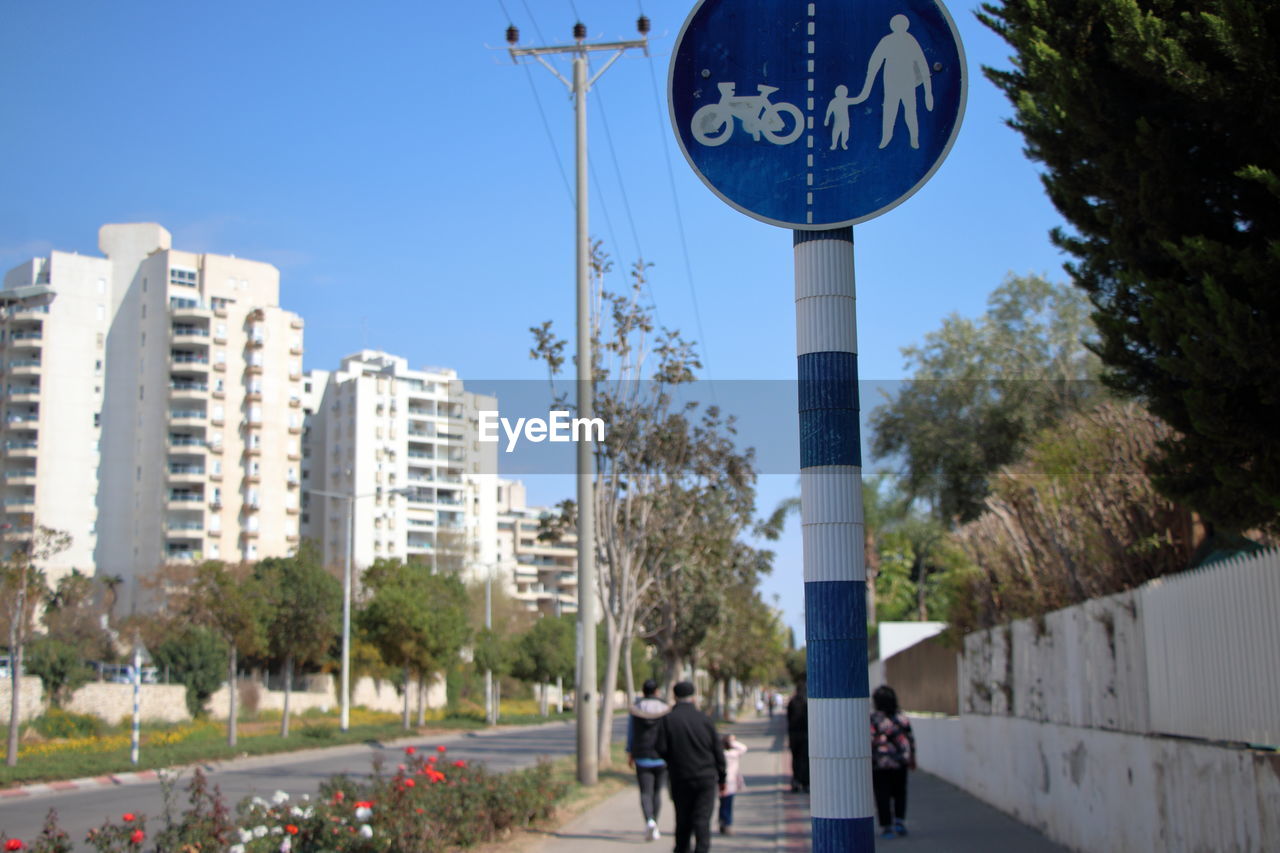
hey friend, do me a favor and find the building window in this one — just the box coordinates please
[170,268,198,287]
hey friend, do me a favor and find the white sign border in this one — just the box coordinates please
[667,0,969,230]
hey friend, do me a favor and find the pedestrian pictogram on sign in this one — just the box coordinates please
[669,0,966,229]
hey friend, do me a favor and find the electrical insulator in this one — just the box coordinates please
[506,25,519,46]
[637,15,650,36]
[573,21,587,41]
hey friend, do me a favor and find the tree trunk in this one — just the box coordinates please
[621,634,636,702]
[281,655,294,738]
[596,620,625,768]
[416,674,426,727]
[7,617,21,767]
[539,682,548,717]
[227,645,238,748]
[401,663,411,731]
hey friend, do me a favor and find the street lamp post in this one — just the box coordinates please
[309,486,410,731]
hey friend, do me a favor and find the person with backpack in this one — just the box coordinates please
[627,679,672,842]
[870,684,917,838]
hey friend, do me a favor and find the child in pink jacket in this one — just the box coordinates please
[719,734,749,835]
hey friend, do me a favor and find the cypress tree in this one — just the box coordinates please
[979,1,1280,533]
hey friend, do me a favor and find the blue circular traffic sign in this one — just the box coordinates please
[669,0,966,229]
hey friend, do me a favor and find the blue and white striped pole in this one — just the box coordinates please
[795,227,874,850]
[130,645,141,765]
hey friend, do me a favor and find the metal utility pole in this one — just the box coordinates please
[507,15,649,786]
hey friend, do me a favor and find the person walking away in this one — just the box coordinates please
[870,684,917,838]
[656,681,726,853]
[627,679,672,842]
[718,733,748,835]
[786,678,809,793]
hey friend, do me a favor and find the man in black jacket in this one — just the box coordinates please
[655,681,726,853]
[627,679,672,841]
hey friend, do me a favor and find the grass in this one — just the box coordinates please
[0,704,580,788]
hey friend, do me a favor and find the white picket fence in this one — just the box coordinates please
[962,547,1280,748]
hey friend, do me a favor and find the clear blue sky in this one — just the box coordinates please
[0,1,1067,641]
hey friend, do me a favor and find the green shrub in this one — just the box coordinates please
[31,709,104,740]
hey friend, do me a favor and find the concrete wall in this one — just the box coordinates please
[913,714,1280,853]
[64,683,188,725]
[0,676,44,724]
[207,674,447,719]
[884,635,958,715]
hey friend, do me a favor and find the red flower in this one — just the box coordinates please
[130,829,145,844]
[403,778,416,788]
[453,759,467,768]
[355,800,374,808]
[436,745,446,752]
[333,791,345,802]
[405,746,417,755]
[285,825,299,835]
[122,813,135,822]
[5,840,25,851]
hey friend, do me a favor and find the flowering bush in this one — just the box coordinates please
[2,746,568,852]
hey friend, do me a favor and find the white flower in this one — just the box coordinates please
[252,796,268,808]
[271,826,283,835]
[272,789,291,805]
[254,825,269,839]
[239,828,253,843]
[354,805,372,822]
[279,839,292,853]
[230,846,245,853]
[358,824,373,839]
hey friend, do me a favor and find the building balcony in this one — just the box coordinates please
[4,413,39,425]
[285,533,300,543]
[245,336,265,349]
[167,464,207,483]
[6,388,40,403]
[165,548,201,562]
[170,354,210,372]
[169,381,210,400]
[166,494,204,509]
[245,471,261,483]
[290,317,303,329]
[8,330,43,342]
[3,440,38,457]
[287,450,300,461]
[3,496,36,512]
[213,361,226,372]
[245,389,263,402]
[167,437,207,452]
[245,363,263,375]
[240,528,260,538]
[170,327,210,343]
[243,445,262,457]
[166,521,205,535]
[8,359,41,376]
[288,396,301,408]
[169,409,206,425]
[3,470,37,485]
[169,300,212,320]
[285,505,299,515]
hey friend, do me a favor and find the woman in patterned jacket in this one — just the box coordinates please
[870,684,916,839]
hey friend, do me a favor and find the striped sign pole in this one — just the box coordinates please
[131,644,141,765]
[795,227,874,850]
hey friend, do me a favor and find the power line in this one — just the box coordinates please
[645,52,715,385]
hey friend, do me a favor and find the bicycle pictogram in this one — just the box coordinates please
[691,83,804,146]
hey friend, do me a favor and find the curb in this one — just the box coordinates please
[0,769,161,799]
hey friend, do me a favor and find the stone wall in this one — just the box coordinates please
[0,676,44,724]
[64,683,189,725]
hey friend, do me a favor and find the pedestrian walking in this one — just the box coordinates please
[718,733,748,836]
[627,679,672,842]
[870,684,917,839]
[655,680,726,853]
[786,678,809,793]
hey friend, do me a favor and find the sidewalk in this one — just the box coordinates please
[523,717,1071,852]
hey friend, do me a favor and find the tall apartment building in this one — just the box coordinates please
[495,479,578,616]
[0,252,112,580]
[0,223,305,602]
[300,351,497,581]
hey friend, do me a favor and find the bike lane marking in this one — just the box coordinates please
[806,2,816,224]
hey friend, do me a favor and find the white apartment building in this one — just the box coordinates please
[0,223,305,601]
[0,252,112,580]
[301,351,497,581]
[495,479,578,616]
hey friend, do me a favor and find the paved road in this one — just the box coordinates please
[0,718,627,848]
